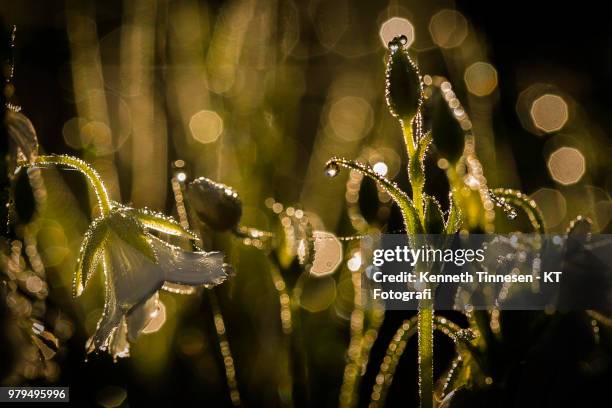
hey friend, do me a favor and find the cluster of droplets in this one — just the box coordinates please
[440,355,463,399]
[423,76,496,231]
[424,76,473,132]
[369,317,418,407]
[487,189,518,220]
[434,316,476,344]
[210,292,241,407]
[339,241,384,408]
[387,34,409,52]
[325,157,408,202]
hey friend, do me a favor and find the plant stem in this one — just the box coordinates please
[401,118,416,157]
[23,154,111,215]
[418,300,434,408]
[402,119,425,219]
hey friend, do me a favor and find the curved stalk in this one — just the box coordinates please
[19,154,111,215]
[490,188,546,233]
[369,316,419,407]
[325,157,423,236]
[209,290,242,407]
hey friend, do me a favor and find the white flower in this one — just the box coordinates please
[77,204,228,359]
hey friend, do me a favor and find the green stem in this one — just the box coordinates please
[418,302,434,408]
[402,120,424,220]
[20,154,111,215]
[401,118,416,158]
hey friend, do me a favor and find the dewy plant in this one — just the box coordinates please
[324,35,545,408]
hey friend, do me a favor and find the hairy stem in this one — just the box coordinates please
[401,118,416,157]
[491,188,546,233]
[418,299,434,408]
[20,154,111,215]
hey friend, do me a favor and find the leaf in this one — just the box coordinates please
[445,191,462,234]
[408,131,432,191]
[325,157,423,235]
[424,194,445,234]
[131,207,196,239]
[385,36,423,121]
[74,216,109,297]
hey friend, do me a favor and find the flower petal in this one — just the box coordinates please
[74,216,109,297]
[149,235,228,288]
[106,231,166,309]
[126,292,161,342]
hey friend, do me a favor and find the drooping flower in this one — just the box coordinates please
[76,203,229,358]
[17,155,230,359]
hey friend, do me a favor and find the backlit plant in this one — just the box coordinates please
[324,35,549,408]
[15,154,230,359]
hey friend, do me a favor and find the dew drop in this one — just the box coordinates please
[506,209,518,220]
[388,35,408,52]
[325,162,340,178]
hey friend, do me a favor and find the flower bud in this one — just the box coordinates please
[187,177,242,232]
[385,35,423,121]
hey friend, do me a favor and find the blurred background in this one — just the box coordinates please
[1,0,611,407]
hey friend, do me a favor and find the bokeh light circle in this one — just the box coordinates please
[547,147,585,185]
[530,94,569,133]
[379,17,415,48]
[189,110,224,144]
[429,9,468,49]
[464,62,498,97]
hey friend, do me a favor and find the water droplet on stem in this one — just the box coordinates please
[325,162,340,178]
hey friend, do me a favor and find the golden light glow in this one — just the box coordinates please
[547,147,586,185]
[379,17,415,48]
[429,9,468,49]
[464,62,498,97]
[310,231,343,277]
[82,121,113,152]
[189,110,224,144]
[329,96,373,141]
[530,94,569,133]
